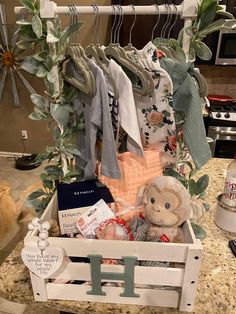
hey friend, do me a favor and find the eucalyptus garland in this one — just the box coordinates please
[17,0,84,212]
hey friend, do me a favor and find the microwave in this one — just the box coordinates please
[215,19,236,65]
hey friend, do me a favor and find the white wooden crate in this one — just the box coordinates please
[24,194,203,312]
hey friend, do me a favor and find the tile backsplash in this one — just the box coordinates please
[198,65,236,98]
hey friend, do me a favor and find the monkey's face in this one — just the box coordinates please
[144,186,181,227]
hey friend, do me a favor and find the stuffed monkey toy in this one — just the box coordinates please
[135,176,191,243]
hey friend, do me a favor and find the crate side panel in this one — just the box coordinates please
[182,220,197,244]
[46,283,180,307]
[179,243,203,312]
[50,262,184,287]
[30,272,47,301]
[41,193,58,221]
[28,237,188,262]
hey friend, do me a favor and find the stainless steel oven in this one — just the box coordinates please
[215,19,236,65]
[208,126,236,158]
[206,95,236,158]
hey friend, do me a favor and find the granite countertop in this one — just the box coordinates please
[0,158,236,314]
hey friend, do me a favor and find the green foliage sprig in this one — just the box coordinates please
[153,0,234,62]
[17,0,84,212]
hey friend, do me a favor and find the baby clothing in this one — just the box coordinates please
[107,59,144,157]
[128,42,177,163]
[65,58,120,180]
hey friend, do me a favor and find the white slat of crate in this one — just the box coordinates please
[179,242,203,312]
[51,263,184,287]
[24,235,189,263]
[30,273,48,301]
[46,284,180,308]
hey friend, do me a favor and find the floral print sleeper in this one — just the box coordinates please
[129,42,177,163]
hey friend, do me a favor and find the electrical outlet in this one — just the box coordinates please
[21,130,28,140]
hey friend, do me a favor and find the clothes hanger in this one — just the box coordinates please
[155,4,177,59]
[62,5,95,96]
[161,4,173,42]
[85,5,119,100]
[71,5,97,96]
[151,4,160,43]
[70,5,97,95]
[166,4,178,40]
[122,4,155,96]
[123,4,138,53]
[104,5,152,97]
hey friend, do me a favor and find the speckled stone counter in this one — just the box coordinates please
[0,158,236,314]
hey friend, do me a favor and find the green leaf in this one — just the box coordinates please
[39,197,51,211]
[53,126,61,141]
[29,110,48,120]
[19,0,35,13]
[196,174,209,196]
[175,45,186,62]
[26,198,42,209]
[177,28,184,45]
[202,202,210,212]
[60,149,74,159]
[64,146,81,156]
[33,50,49,62]
[164,168,188,189]
[191,222,207,240]
[27,189,46,200]
[47,67,58,84]
[65,169,82,178]
[36,65,49,78]
[198,0,218,30]
[40,173,54,189]
[20,56,39,74]
[193,41,212,61]
[44,165,63,177]
[16,40,35,49]
[32,14,43,38]
[217,10,234,19]
[19,24,35,37]
[60,21,84,44]
[50,103,69,127]
[189,179,198,196]
[188,46,196,63]
[216,5,234,19]
[198,19,227,37]
[30,94,47,110]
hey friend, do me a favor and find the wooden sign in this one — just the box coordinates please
[21,245,64,279]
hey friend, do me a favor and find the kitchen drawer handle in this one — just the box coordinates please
[212,130,236,136]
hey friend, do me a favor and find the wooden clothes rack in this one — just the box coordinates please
[14,0,199,61]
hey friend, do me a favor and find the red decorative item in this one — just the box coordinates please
[96,217,134,241]
[160,234,170,243]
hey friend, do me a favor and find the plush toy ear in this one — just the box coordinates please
[136,184,149,206]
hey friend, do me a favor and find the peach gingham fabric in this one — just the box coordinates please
[98,150,163,208]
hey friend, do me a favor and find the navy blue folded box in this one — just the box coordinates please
[57,179,114,210]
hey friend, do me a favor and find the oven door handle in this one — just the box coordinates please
[212,129,236,136]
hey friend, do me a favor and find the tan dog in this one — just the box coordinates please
[0,182,20,249]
